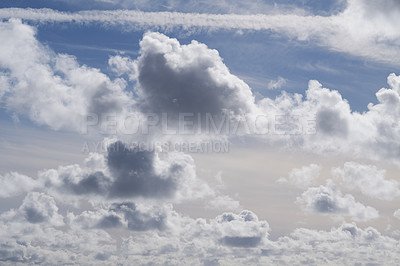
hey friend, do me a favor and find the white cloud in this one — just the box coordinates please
[394,209,400,220]
[258,73,400,165]
[1,1,400,64]
[267,76,286,90]
[206,195,240,211]
[333,162,400,200]
[0,196,398,265]
[3,21,400,165]
[284,163,320,188]
[0,172,40,198]
[18,192,64,226]
[0,19,133,131]
[34,141,214,203]
[296,181,379,221]
[108,55,136,81]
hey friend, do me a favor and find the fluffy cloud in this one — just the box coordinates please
[278,163,320,188]
[333,161,400,200]
[37,141,213,202]
[0,192,64,229]
[268,222,400,265]
[71,202,168,231]
[394,209,400,220]
[3,20,400,165]
[18,192,64,226]
[0,19,133,131]
[258,73,400,164]
[108,55,136,81]
[134,32,256,117]
[296,181,379,221]
[0,196,398,265]
[0,172,40,198]
[214,210,269,247]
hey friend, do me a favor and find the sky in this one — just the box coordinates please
[0,0,400,264]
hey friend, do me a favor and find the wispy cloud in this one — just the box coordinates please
[1,1,400,64]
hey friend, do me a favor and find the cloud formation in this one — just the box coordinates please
[134,32,256,117]
[0,19,133,131]
[296,181,379,221]
[278,163,320,188]
[0,16,400,265]
[1,0,400,64]
[333,161,400,200]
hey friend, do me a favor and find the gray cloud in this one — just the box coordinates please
[0,19,133,132]
[135,32,256,117]
[214,210,269,248]
[296,181,379,221]
[109,202,166,231]
[316,108,348,137]
[36,141,210,201]
[107,141,177,198]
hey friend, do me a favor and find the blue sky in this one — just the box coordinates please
[1,0,400,264]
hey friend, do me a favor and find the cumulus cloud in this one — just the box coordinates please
[3,20,400,165]
[0,172,40,198]
[1,192,64,227]
[19,192,64,226]
[278,163,320,188]
[134,32,256,117]
[214,210,269,247]
[0,19,133,131]
[296,181,379,221]
[35,141,213,202]
[108,55,136,81]
[71,201,167,231]
[257,73,400,164]
[394,209,400,220]
[0,198,398,265]
[269,222,399,265]
[333,162,400,200]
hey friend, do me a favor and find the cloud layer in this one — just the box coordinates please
[1,0,400,64]
[0,15,400,264]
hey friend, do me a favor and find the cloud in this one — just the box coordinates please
[333,162,400,200]
[18,192,64,226]
[257,73,400,164]
[108,55,136,81]
[206,195,240,211]
[278,163,320,188]
[0,185,397,265]
[36,141,213,202]
[71,201,167,231]
[214,210,269,247]
[0,172,40,198]
[394,209,400,220]
[296,181,379,221]
[267,76,286,90]
[270,222,399,265]
[1,192,64,227]
[134,32,256,117]
[1,2,400,64]
[0,19,133,131]
[3,21,400,165]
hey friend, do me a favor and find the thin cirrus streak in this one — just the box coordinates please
[0,7,399,64]
[0,8,325,30]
